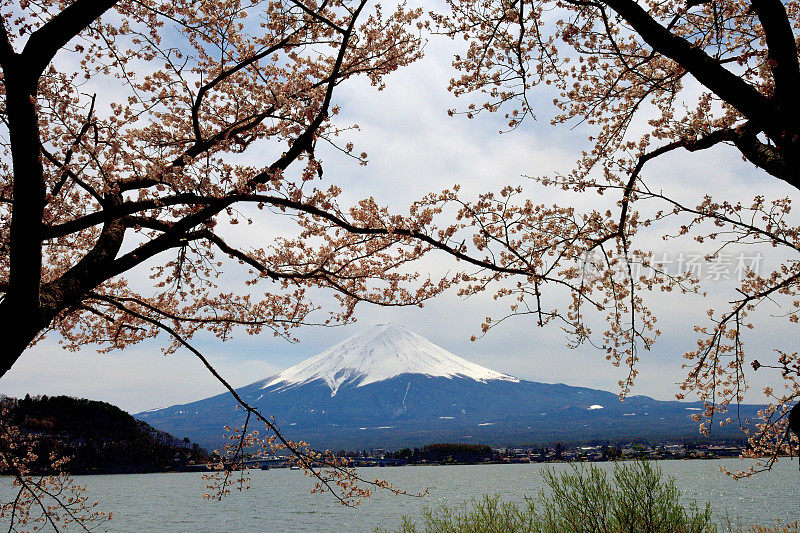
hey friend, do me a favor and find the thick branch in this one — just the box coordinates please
[21,0,119,78]
[684,123,797,185]
[750,0,800,122]
[598,0,777,128]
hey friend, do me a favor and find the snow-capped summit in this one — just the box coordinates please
[264,323,519,396]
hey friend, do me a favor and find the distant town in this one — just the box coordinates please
[243,441,748,470]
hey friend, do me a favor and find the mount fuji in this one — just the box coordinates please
[136,323,758,449]
[265,323,519,396]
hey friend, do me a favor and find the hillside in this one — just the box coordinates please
[2,395,210,475]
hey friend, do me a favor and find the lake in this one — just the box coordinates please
[3,458,798,531]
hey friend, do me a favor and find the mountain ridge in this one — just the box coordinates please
[135,324,760,450]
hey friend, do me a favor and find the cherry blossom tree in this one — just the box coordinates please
[409,0,800,475]
[0,0,437,525]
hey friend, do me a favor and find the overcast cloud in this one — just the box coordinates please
[2,22,797,415]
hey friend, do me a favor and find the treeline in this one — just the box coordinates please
[389,443,494,464]
[1,395,210,474]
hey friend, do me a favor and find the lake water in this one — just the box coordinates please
[3,458,799,531]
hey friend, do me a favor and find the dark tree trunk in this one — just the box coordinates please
[0,300,50,377]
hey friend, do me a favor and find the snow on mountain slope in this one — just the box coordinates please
[264,323,519,396]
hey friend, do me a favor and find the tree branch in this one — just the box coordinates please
[597,0,777,128]
[89,292,412,506]
[21,0,120,78]
[750,0,800,122]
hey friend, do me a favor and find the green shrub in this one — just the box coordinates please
[382,461,715,533]
[535,460,714,533]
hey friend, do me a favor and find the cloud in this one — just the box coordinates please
[0,339,282,413]
[3,14,795,416]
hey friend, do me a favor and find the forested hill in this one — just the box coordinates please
[2,395,211,475]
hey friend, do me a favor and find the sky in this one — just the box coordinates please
[1,6,798,415]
